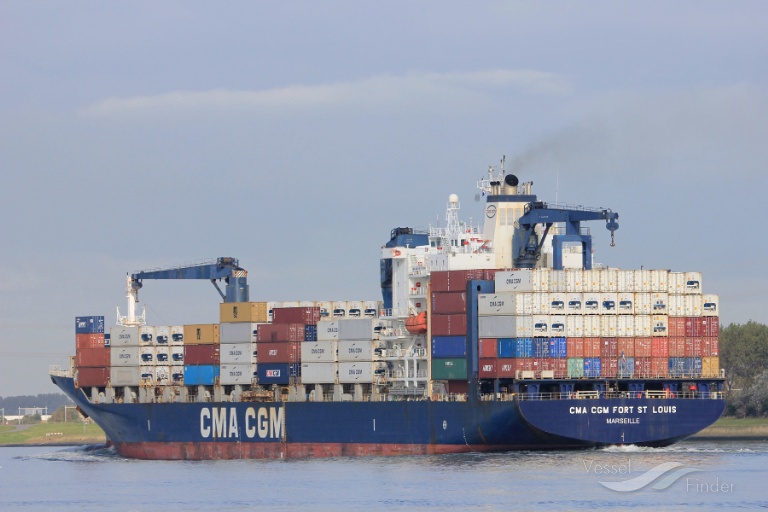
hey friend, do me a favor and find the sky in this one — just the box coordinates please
[1,1,767,396]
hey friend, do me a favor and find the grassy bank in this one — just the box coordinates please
[693,416,768,439]
[0,422,105,446]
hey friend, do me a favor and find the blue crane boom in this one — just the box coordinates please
[130,257,249,303]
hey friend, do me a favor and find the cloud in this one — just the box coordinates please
[81,69,571,116]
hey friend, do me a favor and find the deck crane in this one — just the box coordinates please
[512,200,619,270]
[117,257,248,326]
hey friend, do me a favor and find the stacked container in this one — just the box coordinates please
[110,325,143,386]
[257,306,318,385]
[337,318,387,384]
[219,302,266,386]
[75,316,109,387]
[183,324,220,386]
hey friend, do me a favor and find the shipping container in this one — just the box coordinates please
[599,268,619,292]
[431,358,468,380]
[600,292,618,314]
[478,338,498,358]
[154,345,169,364]
[618,338,635,358]
[220,302,268,323]
[75,316,105,334]
[183,344,220,365]
[550,270,567,293]
[702,356,720,377]
[651,315,669,336]
[170,346,184,366]
[685,295,703,317]
[601,337,618,359]
[650,270,669,293]
[617,316,635,337]
[478,292,532,316]
[634,269,651,292]
[634,357,652,378]
[618,356,635,377]
[566,269,584,293]
[138,326,156,346]
[516,338,534,358]
[702,294,719,317]
[617,293,634,314]
[316,320,340,341]
[582,315,601,337]
[300,341,338,362]
[668,337,686,357]
[584,358,602,378]
[567,338,584,358]
[140,346,154,364]
[338,318,382,340]
[433,269,486,292]
[170,325,184,346]
[651,337,669,358]
[668,317,686,337]
[532,292,550,315]
[566,293,582,314]
[220,322,259,344]
[219,342,252,364]
[497,359,517,378]
[600,316,617,337]
[300,362,338,384]
[110,326,139,347]
[582,269,601,293]
[183,365,220,386]
[478,358,498,378]
[532,315,550,335]
[478,315,526,338]
[110,346,140,367]
[668,272,686,295]
[549,292,566,314]
[684,272,702,294]
[533,337,550,358]
[493,269,533,293]
[668,294,685,317]
[338,340,385,362]
[219,364,252,385]
[257,323,304,343]
[338,361,387,383]
[272,306,321,325]
[304,324,317,342]
[154,365,171,386]
[431,291,467,315]
[498,338,516,358]
[110,366,141,387]
[566,315,584,337]
[76,333,106,350]
[258,341,301,364]
[183,324,220,345]
[583,292,600,314]
[651,357,668,377]
[550,315,566,336]
[617,270,635,293]
[75,367,109,388]
[549,337,567,358]
[258,363,300,385]
[635,337,652,358]
[703,337,719,357]
[583,337,602,358]
[702,316,719,337]
[634,293,652,315]
[601,358,619,378]
[432,336,467,358]
[567,358,584,378]
[155,326,170,345]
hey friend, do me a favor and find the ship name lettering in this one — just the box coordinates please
[569,406,587,414]
[591,406,609,414]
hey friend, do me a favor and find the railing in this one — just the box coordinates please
[514,390,726,401]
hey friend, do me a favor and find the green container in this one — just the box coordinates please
[567,358,584,378]
[431,358,468,380]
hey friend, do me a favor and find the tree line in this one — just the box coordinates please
[720,321,768,417]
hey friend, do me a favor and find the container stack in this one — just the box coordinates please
[219,302,265,386]
[75,316,109,388]
[337,319,387,385]
[183,324,220,386]
[109,325,142,386]
[257,306,317,385]
[301,320,340,384]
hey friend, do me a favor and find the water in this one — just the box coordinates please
[1,440,767,511]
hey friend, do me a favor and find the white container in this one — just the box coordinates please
[363,301,380,318]
[635,315,652,337]
[220,364,252,385]
[530,293,547,315]
[583,293,600,314]
[171,367,185,385]
[617,292,634,314]
[155,365,171,385]
[267,301,281,322]
[220,322,258,344]
[301,341,338,362]
[170,325,184,346]
[550,270,567,293]
[566,293,583,314]
[668,294,685,317]
[316,301,333,319]
[532,268,551,292]
[634,293,652,315]
[600,292,618,314]
[478,293,531,316]
[339,361,386,383]
[338,340,385,361]
[600,268,619,292]
[668,272,686,294]
[110,326,139,347]
[600,316,617,337]
[250,363,258,382]
[583,315,601,337]
[532,315,550,335]
[634,270,651,293]
[338,319,380,341]
[550,315,566,335]
[155,326,170,345]
[110,366,141,386]
[582,269,601,293]
[346,301,364,318]
[566,315,584,337]
[549,292,566,314]
[652,315,669,336]
[220,342,252,364]
[650,270,669,292]
[702,294,719,317]
[617,270,635,293]
[332,301,348,318]
[281,301,299,308]
[685,295,703,317]
[170,346,184,366]
[651,292,668,315]
[317,320,340,341]
[154,345,170,365]
[495,270,533,293]
[139,365,154,385]
[138,326,156,346]
[566,269,584,292]
[111,346,140,367]
[617,315,635,337]
[140,346,155,365]
[685,272,702,294]
[301,362,338,384]
[478,315,531,338]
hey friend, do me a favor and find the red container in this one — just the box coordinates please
[685,337,702,357]
[634,357,652,377]
[431,314,467,336]
[684,317,696,337]
[668,317,686,337]
[601,338,618,359]
[703,317,719,337]
[693,317,705,337]
[553,359,568,378]
[669,337,686,357]
[703,337,719,357]
[619,338,635,358]
[584,337,601,358]
[430,270,485,292]
[76,347,110,368]
[184,344,220,365]
[651,357,669,377]
[258,342,301,363]
[514,358,534,374]
[76,367,110,387]
[479,338,498,358]
[431,291,467,314]
[498,358,517,378]
[651,338,669,358]
[257,323,305,342]
[479,358,498,378]
[601,358,618,377]
[484,269,498,281]
[635,337,652,358]
[76,333,106,350]
[448,380,469,394]
[272,307,320,325]
[567,338,584,358]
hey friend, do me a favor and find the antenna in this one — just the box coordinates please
[556,169,559,205]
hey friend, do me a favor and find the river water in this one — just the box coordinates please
[1,439,766,511]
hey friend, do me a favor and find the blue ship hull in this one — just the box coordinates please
[52,375,725,459]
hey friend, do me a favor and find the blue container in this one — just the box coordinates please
[549,337,567,358]
[618,357,635,377]
[75,316,104,334]
[683,357,703,376]
[304,325,318,342]
[584,358,602,378]
[669,357,685,377]
[432,336,467,358]
[515,338,533,358]
[533,337,550,359]
[183,365,220,386]
[104,333,111,347]
[258,363,301,385]
[498,338,517,358]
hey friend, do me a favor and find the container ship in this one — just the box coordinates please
[50,162,726,459]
